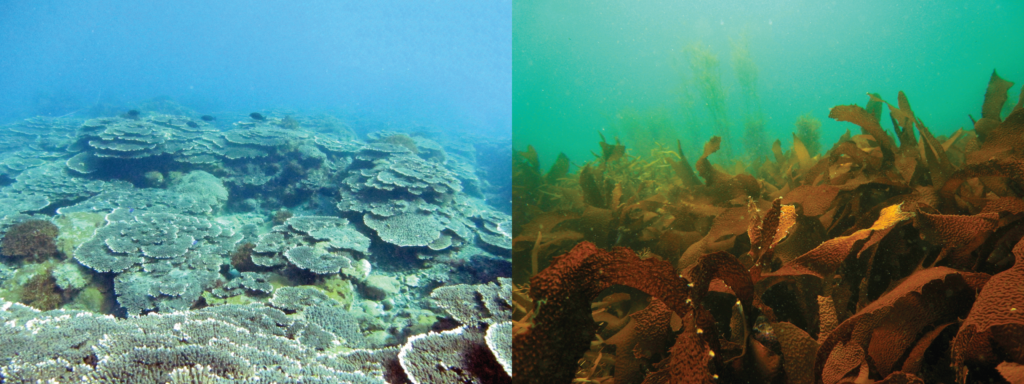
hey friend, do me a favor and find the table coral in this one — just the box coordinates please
[252,215,368,274]
[73,207,242,315]
[0,109,509,383]
[397,278,512,383]
[0,302,395,383]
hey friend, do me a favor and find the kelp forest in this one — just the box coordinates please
[511,70,1024,383]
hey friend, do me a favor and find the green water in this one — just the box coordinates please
[514,0,1024,170]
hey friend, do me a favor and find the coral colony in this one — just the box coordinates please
[0,111,511,383]
[512,71,1024,383]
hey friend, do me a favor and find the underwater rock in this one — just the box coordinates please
[362,274,400,301]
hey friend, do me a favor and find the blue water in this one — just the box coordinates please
[1,0,511,137]
[514,0,1024,168]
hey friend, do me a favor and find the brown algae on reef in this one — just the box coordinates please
[513,71,1024,383]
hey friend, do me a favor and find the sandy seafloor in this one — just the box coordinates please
[0,104,513,383]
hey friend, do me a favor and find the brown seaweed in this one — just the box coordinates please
[513,71,1024,384]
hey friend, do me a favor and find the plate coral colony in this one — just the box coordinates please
[0,112,512,383]
[512,72,1024,383]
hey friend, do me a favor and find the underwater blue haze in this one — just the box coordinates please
[1,0,511,137]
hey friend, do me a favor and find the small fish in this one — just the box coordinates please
[122,110,140,120]
[250,112,266,121]
[186,121,199,128]
[191,239,198,246]
[128,208,134,213]
[200,115,216,121]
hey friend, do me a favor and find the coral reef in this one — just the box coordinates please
[210,271,273,298]
[0,301,396,383]
[336,142,511,255]
[73,207,243,315]
[252,215,369,274]
[0,276,511,383]
[0,100,509,382]
[513,71,1024,383]
[400,277,512,383]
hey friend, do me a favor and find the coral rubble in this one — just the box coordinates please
[513,71,1024,383]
